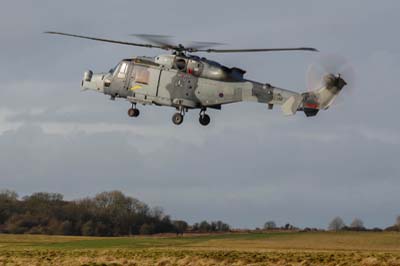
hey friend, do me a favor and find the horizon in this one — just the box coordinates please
[1,0,399,229]
[2,189,398,230]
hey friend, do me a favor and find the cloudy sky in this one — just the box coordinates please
[1,0,399,229]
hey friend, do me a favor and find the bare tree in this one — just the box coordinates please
[328,216,345,231]
[264,221,277,230]
[0,190,19,224]
[350,218,364,230]
[0,190,18,201]
[396,215,400,228]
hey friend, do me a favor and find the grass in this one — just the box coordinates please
[1,231,400,265]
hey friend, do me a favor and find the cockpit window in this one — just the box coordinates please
[109,63,119,75]
[117,62,128,78]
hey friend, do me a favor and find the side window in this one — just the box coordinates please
[117,62,128,79]
[132,65,150,84]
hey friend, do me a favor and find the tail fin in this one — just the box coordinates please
[300,74,347,117]
[281,95,303,116]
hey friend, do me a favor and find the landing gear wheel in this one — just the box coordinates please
[128,108,140,117]
[199,114,210,126]
[172,113,184,125]
[128,108,135,117]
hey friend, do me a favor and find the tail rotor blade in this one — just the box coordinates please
[307,53,355,91]
[306,63,325,91]
[305,53,356,106]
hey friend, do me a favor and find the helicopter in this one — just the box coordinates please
[45,32,349,126]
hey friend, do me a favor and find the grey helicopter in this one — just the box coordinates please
[45,32,349,126]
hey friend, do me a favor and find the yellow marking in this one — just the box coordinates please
[129,85,142,91]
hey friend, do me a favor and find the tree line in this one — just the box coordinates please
[2,189,398,236]
[262,216,400,232]
[326,216,400,232]
[0,190,230,236]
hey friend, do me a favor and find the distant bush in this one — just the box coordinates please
[139,223,156,235]
[173,220,188,235]
[282,223,298,230]
[328,217,346,231]
[384,216,400,232]
[263,221,277,230]
[81,221,95,236]
[384,225,400,232]
[301,227,321,232]
[191,220,230,233]
[349,218,365,231]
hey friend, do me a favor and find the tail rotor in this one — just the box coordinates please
[306,53,355,95]
[304,54,355,113]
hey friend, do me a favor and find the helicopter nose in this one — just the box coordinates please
[81,71,105,93]
[81,70,93,91]
[83,70,93,82]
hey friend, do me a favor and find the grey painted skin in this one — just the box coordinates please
[46,31,347,126]
[82,54,346,125]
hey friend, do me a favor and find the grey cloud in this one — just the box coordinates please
[1,121,398,228]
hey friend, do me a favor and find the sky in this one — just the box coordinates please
[0,0,399,229]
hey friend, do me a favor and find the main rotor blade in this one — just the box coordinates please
[44,31,171,50]
[45,32,319,54]
[185,41,225,50]
[195,47,319,53]
[130,34,176,48]
[131,34,225,51]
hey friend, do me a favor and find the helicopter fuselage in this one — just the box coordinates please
[82,54,297,112]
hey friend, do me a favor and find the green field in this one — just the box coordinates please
[1,232,400,265]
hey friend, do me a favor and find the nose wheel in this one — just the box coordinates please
[128,103,140,117]
[199,109,210,126]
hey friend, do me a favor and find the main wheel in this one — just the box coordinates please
[128,108,135,117]
[128,108,140,117]
[172,113,184,125]
[199,114,210,126]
